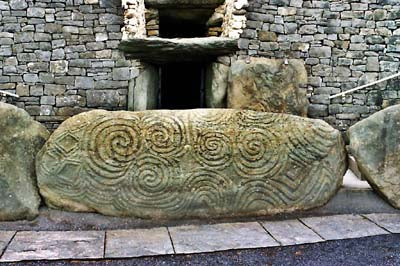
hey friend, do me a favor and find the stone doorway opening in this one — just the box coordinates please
[159,9,215,38]
[160,63,205,109]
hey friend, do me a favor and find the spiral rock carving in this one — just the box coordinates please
[85,116,141,183]
[37,109,346,219]
[142,114,187,158]
[194,131,232,169]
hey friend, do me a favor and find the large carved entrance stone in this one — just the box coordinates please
[37,109,346,219]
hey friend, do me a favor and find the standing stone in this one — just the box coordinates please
[227,58,308,116]
[37,109,346,219]
[0,103,49,221]
[205,62,229,108]
[349,105,400,209]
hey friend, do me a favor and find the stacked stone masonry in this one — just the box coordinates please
[0,0,135,130]
[0,0,400,131]
[239,0,400,130]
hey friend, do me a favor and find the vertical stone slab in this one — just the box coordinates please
[228,58,308,116]
[205,62,229,108]
[133,63,159,111]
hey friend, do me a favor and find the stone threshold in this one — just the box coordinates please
[119,37,239,64]
[0,213,399,262]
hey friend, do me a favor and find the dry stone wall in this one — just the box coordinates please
[1,0,400,131]
[238,0,400,130]
[0,0,137,130]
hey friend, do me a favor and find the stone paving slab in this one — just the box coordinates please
[300,214,389,241]
[0,231,15,255]
[0,231,105,262]
[105,227,174,258]
[168,222,279,254]
[364,213,400,233]
[261,219,324,246]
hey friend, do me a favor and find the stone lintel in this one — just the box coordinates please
[119,37,238,64]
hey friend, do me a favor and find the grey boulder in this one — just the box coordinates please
[0,103,49,221]
[349,104,400,208]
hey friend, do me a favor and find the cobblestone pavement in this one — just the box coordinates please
[1,213,399,263]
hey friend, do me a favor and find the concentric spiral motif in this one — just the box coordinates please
[235,110,278,130]
[142,114,187,158]
[184,169,231,211]
[190,109,234,126]
[234,130,283,178]
[85,116,142,182]
[119,154,183,212]
[193,131,232,169]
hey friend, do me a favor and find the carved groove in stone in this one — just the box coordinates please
[37,109,346,219]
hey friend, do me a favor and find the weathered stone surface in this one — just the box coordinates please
[300,214,388,240]
[262,219,324,245]
[169,222,278,254]
[205,62,229,108]
[0,103,49,221]
[132,64,159,111]
[105,228,174,258]
[37,109,346,219]
[0,231,104,262]
[349,105,400,208]
[227,58,309,116]
[119,37,238,64]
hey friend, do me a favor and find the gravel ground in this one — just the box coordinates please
[2,234,400,266]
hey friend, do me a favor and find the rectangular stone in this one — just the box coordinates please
[261,220,324,246]
[300,215,389,241]
[364,214,400,233]
[1,231,105,262]
[0,231,15,255]
[105,228,174,258]
[169,222,278,254]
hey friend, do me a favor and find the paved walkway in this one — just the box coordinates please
[1,213,400,262]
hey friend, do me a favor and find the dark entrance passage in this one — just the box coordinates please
[160,63,205,109]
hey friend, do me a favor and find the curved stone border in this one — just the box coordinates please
[0,213,397,262]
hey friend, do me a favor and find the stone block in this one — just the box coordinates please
[27,7,45,18]
[10,0,27,10]
[112,67,130,81]
[205,62,229,108]
[75,77,94,89]
[36,109,346,219]
[228,58,309,116]
[50,60,68,74]
[86,90,120,108]
[0,103,49,221]
[309,46,332,58]
[349,105,400,209]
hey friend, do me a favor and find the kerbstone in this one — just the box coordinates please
[105,228,174,258]
[364,213,400,233]
[36,109,346,219]
[227,58,309,116]
[0,231,104,262]
[0,103,49,221]
[169,222,278,254]
[349,105,400,209]
[301,214,388,240]
[0,232,15,255]
[262,220,324,246]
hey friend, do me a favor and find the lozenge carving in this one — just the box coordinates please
[37,109,346,219]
